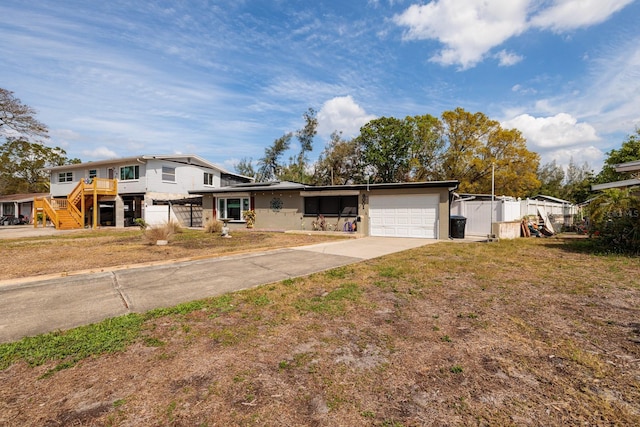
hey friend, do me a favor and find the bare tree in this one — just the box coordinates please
[0,88,48,141]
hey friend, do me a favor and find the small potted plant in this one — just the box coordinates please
[243,209,256,228]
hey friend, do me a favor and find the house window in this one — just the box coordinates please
[304,196,358,217]
[2,203,15,216]
[204,172,214,186]
[217,197,250,220]
[88,169,97,178]
[58,172,73,183]
[120,165,140,180]
[162,166,176,182]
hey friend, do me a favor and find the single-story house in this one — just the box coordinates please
[192,180,459,240]
[0,192,47,225]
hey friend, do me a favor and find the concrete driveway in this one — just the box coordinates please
[0,237,441,343]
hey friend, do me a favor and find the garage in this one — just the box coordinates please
[369,194,439,238]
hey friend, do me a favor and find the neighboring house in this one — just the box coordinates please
[0,192,47,225]
[591,160,640,193]
[193,180,459,240]
[42,154,251,229]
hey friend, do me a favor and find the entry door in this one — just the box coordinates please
[369,194,439,238]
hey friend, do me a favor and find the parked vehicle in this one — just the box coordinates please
[0,215,29,225]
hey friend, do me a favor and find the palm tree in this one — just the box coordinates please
[588,187,640,253]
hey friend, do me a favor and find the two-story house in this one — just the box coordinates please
[40,154,251,229]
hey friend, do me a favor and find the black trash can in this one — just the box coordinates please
[450,215,467,239]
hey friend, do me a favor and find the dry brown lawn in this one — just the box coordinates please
[1,234,639,426]
[0,228,347,280]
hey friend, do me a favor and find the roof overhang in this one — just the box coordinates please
[44,154,253,181]
[615,160,640,173]
[591,178,640,191]
[191,180,460,196]
[0,193,49,203]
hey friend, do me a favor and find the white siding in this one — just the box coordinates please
[117,163,148,194]
[144,159,220,194]
[369,194,439,239]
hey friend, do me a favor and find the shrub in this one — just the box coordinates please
[134,218,148,230]
[588,188,640,255]
[204,218,223,234]
[144,220,181,243]
[165,219,183,234]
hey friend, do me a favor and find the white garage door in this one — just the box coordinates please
[369,194,439,239]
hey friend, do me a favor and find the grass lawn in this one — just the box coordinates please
[1,236,639,426]
[0,227,347,280]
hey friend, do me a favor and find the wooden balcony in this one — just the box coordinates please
[82,178,118,195]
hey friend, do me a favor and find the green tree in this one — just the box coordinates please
[234,157,256,179]
[440,108,540,197]
[295,107,317,170]
[561,158,593,203]
[588,187,640,254]
[312,131,363,185]
[537,160,565,198]
[256,133,292,182]
[1,87,79,194]
[280,108,318,183]
[405,114,445,181]
[595,128,640,184]
[356,116,413,183]
[0,138,79,193]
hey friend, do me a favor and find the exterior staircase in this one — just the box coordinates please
[34,178,118,230]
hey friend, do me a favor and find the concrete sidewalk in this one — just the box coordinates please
[0,237,443,343]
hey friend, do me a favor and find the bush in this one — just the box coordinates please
[588,188,640,255]
[144,220,182,243]
[204,218,223,234]
[165,219,183,234]
[134,218,147,230]
[592,216,640,255]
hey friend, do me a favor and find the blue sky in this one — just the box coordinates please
[1,0,639,175]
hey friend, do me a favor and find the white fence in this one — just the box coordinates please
[145,205,178,226]
[144,205,203,227]
[451,199,521,236]
[452,198,579,236]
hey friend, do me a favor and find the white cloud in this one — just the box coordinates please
[317,96,377,137]
[81,146,118,159]
[502,114,606,170]
[394,0,634,69]
[530,0,634,32]
[511,84,537,95]
[264,77,347,103]
[502,113,599,149]
[495,50,523,66]
[394,0,529,69]
[543,145,604,172]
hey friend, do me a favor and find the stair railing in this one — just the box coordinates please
[33,197,60,228]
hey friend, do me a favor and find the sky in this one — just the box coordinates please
[1,0,639,176]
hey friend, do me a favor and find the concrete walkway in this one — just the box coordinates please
[0,236,446,343]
